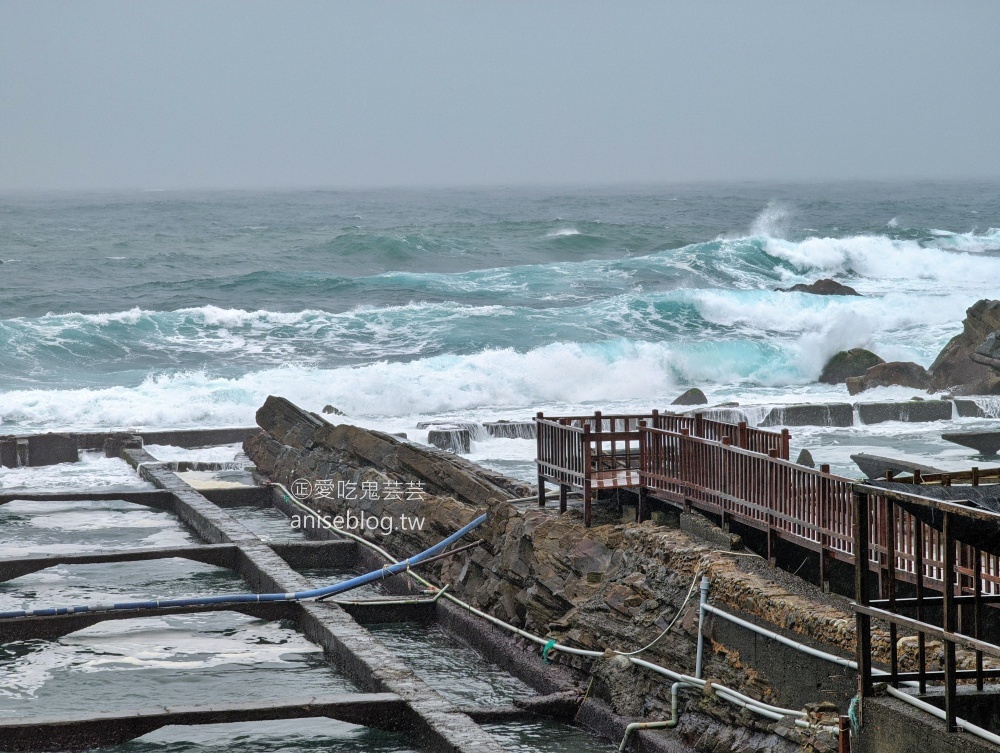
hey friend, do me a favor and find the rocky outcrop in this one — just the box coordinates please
[777,278,861,296]
[941,431,1000,457]
[254,396,528,505]
[846,361,930,395]
[930,300,1000,390]
[794,449,815,468]
[671,388,708,406]
[818,348,884,384]
[246,396,864,751]
[972,332,1000,370]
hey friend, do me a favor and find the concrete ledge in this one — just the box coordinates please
[0,601,296,642]
[0,693,408,752]
[269,540,358,570]
[0,543,240,583]
[856,694,1000,753]
[0,490,172,508]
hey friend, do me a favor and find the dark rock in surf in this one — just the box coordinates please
[671,388,708,406]
[818,348,884,384]
[322,405,345,416]
[794,449,815,468]
[776,278,861,296]
[929,300,1000,390]
[851,453,943,480]
[845,361,930,395]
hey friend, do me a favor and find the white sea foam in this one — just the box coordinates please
[0,614,320,701]
[763,232,1000,291]
[547,228,582,237]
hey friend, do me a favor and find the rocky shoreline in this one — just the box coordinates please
[246,396,886,752]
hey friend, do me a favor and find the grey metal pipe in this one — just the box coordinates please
[694,575,710,679]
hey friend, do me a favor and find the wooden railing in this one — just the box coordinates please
[639,426,1000,598]
[652,412,790,459]
[534,410,789,526]
[537,408,1000,731]
[640,426,853,579]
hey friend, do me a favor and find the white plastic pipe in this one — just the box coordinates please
[271,484,837,730]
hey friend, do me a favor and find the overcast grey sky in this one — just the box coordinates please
[1,1,998,190]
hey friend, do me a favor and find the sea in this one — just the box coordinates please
[1,183,999,752]
[2,182,999,480]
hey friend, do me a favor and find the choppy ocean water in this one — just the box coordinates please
[1,182,999,478]
[2,183,999,751]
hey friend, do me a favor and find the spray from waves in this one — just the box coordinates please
[0,332,901,433]
[685,288,969,366]
[761,230,1000,287]
[546,228,582,237]
[748,200,793,239]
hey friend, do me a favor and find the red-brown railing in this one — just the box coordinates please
[534,410,789,526]
[653,412,790,458]
[639,425,1000,598]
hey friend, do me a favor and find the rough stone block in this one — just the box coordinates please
[427,429,471,454]
[857,400,952,425]
[26,434,79,466]
[483,421,536,439]
[760,403,854,427]
[0,438,17,468]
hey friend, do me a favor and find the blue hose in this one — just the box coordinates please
[0,513,487,620]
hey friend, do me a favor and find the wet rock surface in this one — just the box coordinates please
[846,361,931,395]
[672,388,708,406]
[930,299,1000,390]
[776,278,861,296]
[819,348,884,384]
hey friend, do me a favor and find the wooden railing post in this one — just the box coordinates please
[694,412,704,439]
[738,421,748,450]
[780,428,790,460]
[583,424,593,527]
[819,464,831,592]
[942,511,958,732]
[720,437,732,531]
[536,412,546,507]
[767,448,778,565]
[638,421,649,522]
[854,490,874,709]
[651,408,660,430]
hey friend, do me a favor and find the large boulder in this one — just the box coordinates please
[818,348,884,384]
[930,300,1000,390]
[846,361,930,395]
[671,387,708,406]
[776,278,861,296]
[972,332,1000,370]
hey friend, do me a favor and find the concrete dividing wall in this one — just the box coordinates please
[857,696,1000,753]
